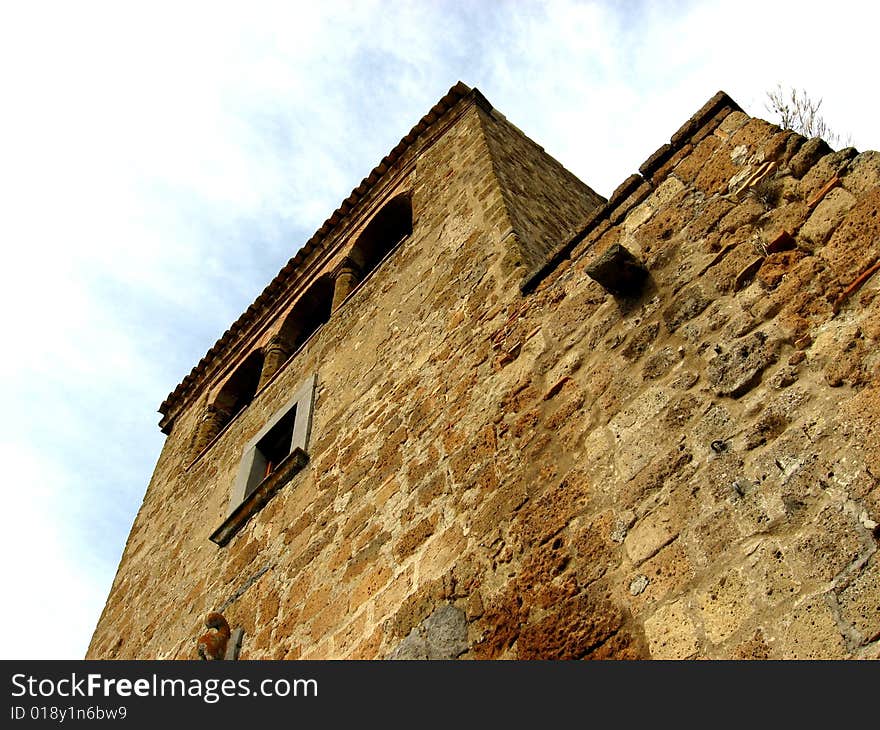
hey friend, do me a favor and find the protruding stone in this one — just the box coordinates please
[629,575,649,595]
[332,257,363,311]
[585,243,648,297]
[766,229,796,253]
[788,137,832,178]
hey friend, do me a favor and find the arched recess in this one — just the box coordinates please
[349,192,413,279]
[257,275,334,390]
[214,350,264,419]
[331,193,413,310]
[283,274,335,352]
[193,350,264,455]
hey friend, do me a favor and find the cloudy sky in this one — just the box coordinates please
[1,0,877,659]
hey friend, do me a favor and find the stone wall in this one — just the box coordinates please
[479,108,605,270]
[88,89,880,660]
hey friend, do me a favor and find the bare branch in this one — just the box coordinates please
[764,84,850,148]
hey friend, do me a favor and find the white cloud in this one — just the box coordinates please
[0,443,111,659]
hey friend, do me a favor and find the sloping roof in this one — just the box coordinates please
[159,81,490,431]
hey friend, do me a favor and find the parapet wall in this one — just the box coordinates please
[488,95,880,658]
[88,89,880,660]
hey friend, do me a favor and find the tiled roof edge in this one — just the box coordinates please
[159,81,482,430]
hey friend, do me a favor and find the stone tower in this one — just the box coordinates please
[88,83,880,660]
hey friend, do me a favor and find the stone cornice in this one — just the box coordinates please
[158,81,492,433]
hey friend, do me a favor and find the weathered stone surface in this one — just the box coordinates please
[88,87,880,662]
[515,590,640,660]
[842,150,880,195]
[663,285,712,332]
[644,601,699,659]
[695,569,752,644]
[800,187,857,246]
[837,555,880,644]
[733,629,771,660]
[388,603,468,660]
[625,505,678,566]
[792,504,867,583]
[621,321,661,361]
[757,250,808,290]
[788,137,832,178]
[820,188,880,284]
[760,130,804,167]
[628,541,692,613]
[706,331,780,397]
[642,347,681,380]
[775,596,848,659]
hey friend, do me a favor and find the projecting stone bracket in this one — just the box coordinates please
[585,243,648,297]
[196,613,244,660]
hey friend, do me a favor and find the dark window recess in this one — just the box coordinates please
[210,373,316,547]
[254,405,297,487]
[290,277,334,352]
[190,350,266,459]
[214,350,264,430]
[350,193,413,278]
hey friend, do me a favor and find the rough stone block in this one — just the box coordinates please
[792,504,867,583]
[662,284,712,332]
[799,147,859,200]
[695,569,751,644]
[388,603,468,660]
[842,150,880,195]
[585,243,648,297]
[422,603,469,659]
[775,596,848,659]
[837,555,880,644]
[644,601,700,659]
[787,137,832,178]
[625,505,678,566]
[706,331,781,398]
[627,541,693,612]
[670,90,741,147]
[516,590,633,659]
[388,627,429,660]
[798,188,856,246]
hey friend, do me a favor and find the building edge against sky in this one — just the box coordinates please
[88,83,880,660]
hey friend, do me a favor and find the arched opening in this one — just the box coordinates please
[349,193,413,281]
[279,274,334,353]
[256,275,334,391]
[193,349,265,455]
[214,350,264,421]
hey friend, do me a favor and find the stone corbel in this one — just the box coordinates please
[257,335,292,390]
[331,257,363,311]
[193,403,231,455]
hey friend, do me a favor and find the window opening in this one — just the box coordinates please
[210,373,316,546]
[254,405,297,486]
